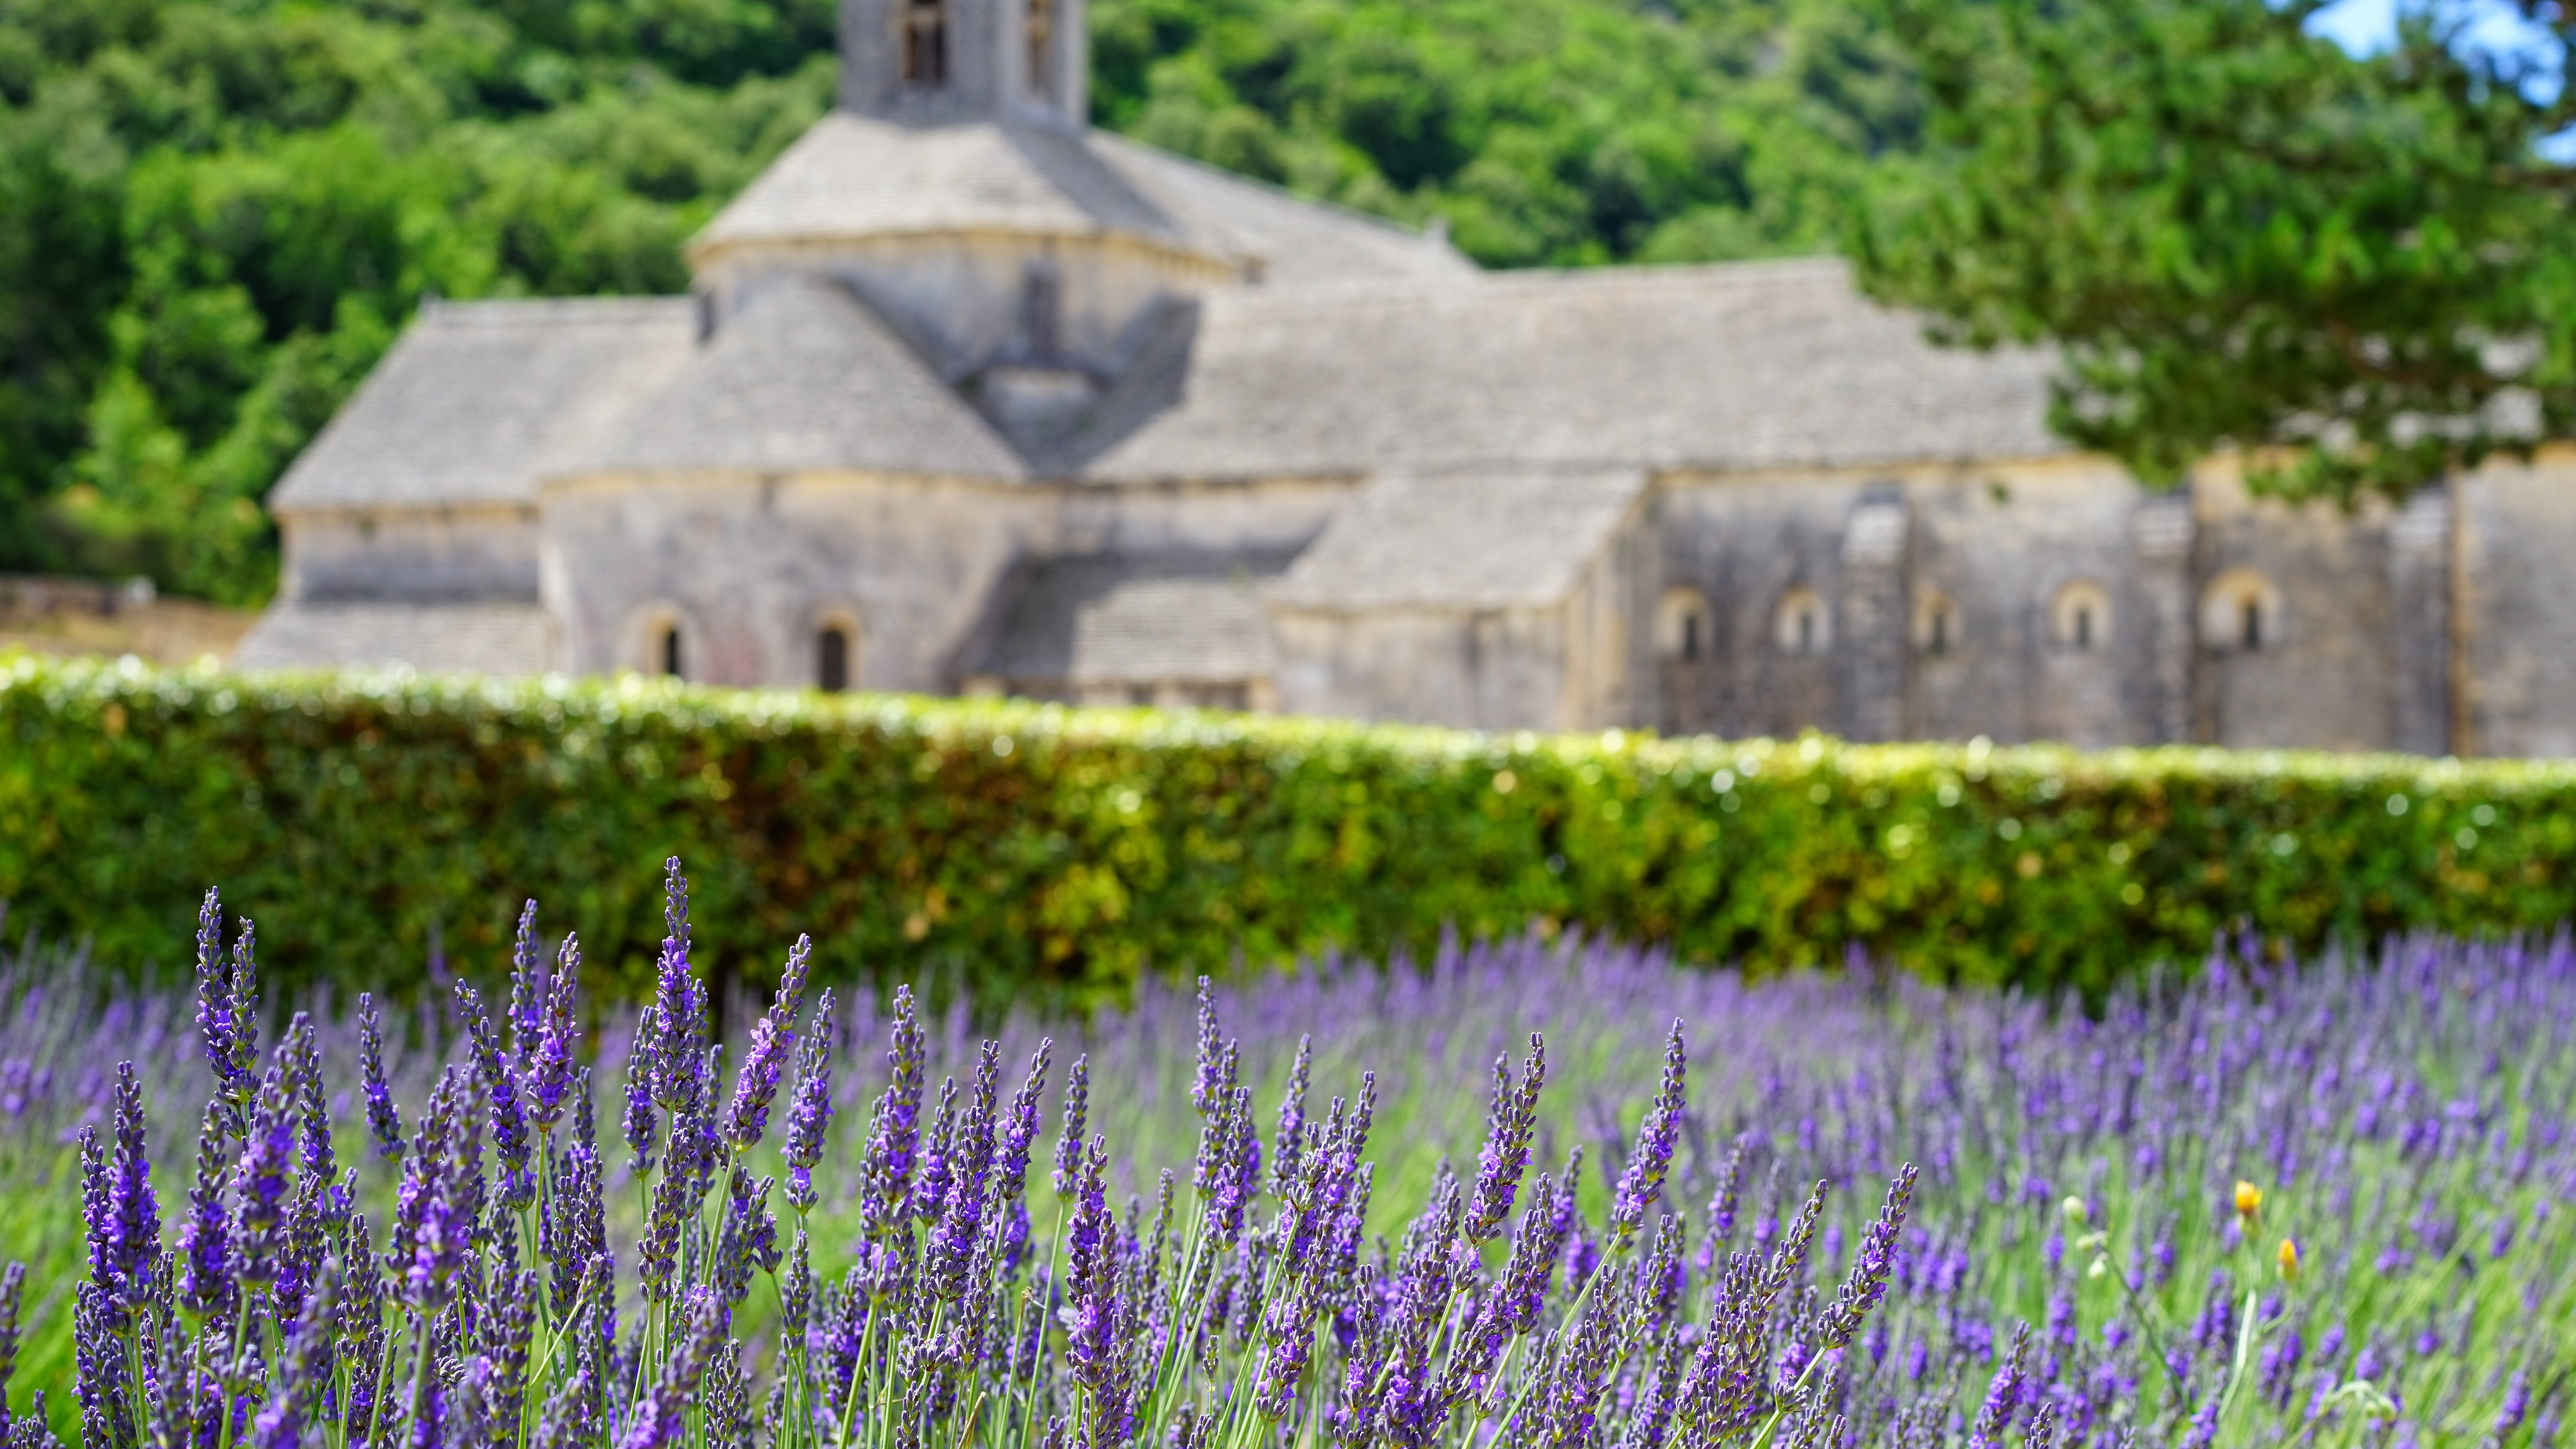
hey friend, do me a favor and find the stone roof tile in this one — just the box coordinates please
[694,115,1207,256]
[570,274,1027,479]
[967,549,1297,683]
[1081,258,2068,483]
[268,298,697,512]
[1269,469,1646,612]
[233,602,553,674]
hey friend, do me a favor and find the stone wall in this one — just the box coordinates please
[1646,458,2460,752]
[538,470,1345,693]
[278,505,542,605]
[2461,451,2576,757]
[1269,606,1572,730]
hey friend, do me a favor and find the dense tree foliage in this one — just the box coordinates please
[0,0,839,603]
[0,0,1924,604]
[1855,0,2576,506]
[1090,0,1922,267]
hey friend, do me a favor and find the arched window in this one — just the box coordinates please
[1656,587,1713,663]
[2051,582,2111,653]
[1914,589,1957,655]
[629,605,693,680]
[2201,569,2284,653]
[1026,0,1056,98]
[902,0,947,85]
[817,626,850,692]
[1774,586,1830,657]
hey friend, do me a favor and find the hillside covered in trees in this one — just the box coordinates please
[0,0,1925,604]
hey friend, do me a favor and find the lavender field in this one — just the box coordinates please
[0,865,2570,1449]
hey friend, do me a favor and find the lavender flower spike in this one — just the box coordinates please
[231,1063,296,1289]
[1464,1032,1546,1244]
[176,1102,234,1318]
[0,1260,22,1441]
[506,898,543,1069]
[1052,1054,1088,1197]
[782,988,835,1214]
[617,1293,727,1449]
[1967,1324,2031,1449]
[1609,1022,1685,1243]
[1191,975,1222,1116]
[89,1061,160,1319]
[358,994,405,1160]
[525,931,583,1136]
[191,888,236,1089]
[1820,1164,1919,1348]
[723,934,812,1151]
[251,1267,335,1449]
[460,982,533,1210]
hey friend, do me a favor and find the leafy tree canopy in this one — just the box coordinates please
[1854,0,2576,506]
[0,0,1924,604]
[0,0,839,603]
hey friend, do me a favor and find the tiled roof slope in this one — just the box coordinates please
[234,602,553,674]
[1079,258,2069,484]
[268,298,697,511]
[570,275,1026,480]
[1083,133,1477,286]
[690,115,1468,285]
[694,115,1198,254]
[1270,470,1646,612]
[967,550,1297,684]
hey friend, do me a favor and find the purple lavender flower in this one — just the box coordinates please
[618,1293,727,1449]
[647,859,704,1102]
[722,934,811,1151]
[782,988,835,1214]
[2495,1370,2532,1440]
[358,993,405,1159]
[250,1267,335,1449]
[1464,1033,1547,1243]
[1609,1022,1686,1243]
[1273,1033,1313,1196]
[1192,1038,1241,1196]
[708,1165,780,1310]
[231,1063,296,1289]
[192,889,252,1104]
[458,982,533,1210]
[1820,1164,1919,1348]
[993,1040,1052,1203]
[1053,1053,1088,1197]
[1497,1154,1580,1336]
[926,1043,1002,1301]
[395,1065,478,1311]
[1967,1324,2031,1449]
[861,986,926,1238]
[175,1100,234,1318]
[623,1008,660,1178]
[80,1061,158,1321]
[1064,1134,1120,1392]
[284,1014,337,1199]
[525,932,582,1136]
[0,1261,22,1442]
[1191,975,1222,1116]
[1697,1137,1748,1271]
[505,898,543,1069]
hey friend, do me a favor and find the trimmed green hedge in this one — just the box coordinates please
[4,652,2573,1004]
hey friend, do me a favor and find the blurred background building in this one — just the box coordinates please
[233,0,2575,755]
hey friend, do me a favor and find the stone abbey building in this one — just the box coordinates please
[242,0,2576,755]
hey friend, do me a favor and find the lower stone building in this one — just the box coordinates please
[238,0,2576,756]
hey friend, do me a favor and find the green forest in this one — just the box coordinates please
[0,0,1925,605]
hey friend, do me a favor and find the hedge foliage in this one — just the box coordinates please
[3,652,2573,1006]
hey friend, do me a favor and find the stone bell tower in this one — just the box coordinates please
[839,0,1088,130]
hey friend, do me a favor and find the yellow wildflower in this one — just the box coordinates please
[2277,1237,2300,1282]
[2234,1181,2262,1223]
